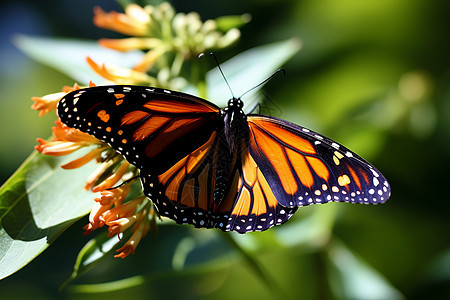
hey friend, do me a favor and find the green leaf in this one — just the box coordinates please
[60,230,128,289]
[326,239,404,300]
[0,150,98,280]
[214,14,252,31]
[274,204,338,248]
[67,226,235,293]
[14,35,144,85]
[201,38,302,109]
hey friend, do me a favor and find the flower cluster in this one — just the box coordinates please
[32,2,245,258]
[33,82,158,258]
[90,2,244,90]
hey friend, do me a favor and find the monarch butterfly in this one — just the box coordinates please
[57,82,390,233]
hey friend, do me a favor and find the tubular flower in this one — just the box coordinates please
[93,4,151,37]
[35,120,102,157]
[35,95,156,257]
[31,92,65,117]
[92,161,131,192]
[86,57,158,86]
[31,82,86,117]
[114,207,151,258]
[84,185,155,259]
[84,156,122,191]
[33,82,156,256]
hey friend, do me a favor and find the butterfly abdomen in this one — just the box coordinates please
[214,98,249,203]
[213,139,233,203]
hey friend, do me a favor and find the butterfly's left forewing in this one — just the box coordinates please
[58,86,221,174]
[246,115,391,208]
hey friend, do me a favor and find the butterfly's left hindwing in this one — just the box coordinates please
[247,115,391,208]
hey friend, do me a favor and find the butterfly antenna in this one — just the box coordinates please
[239,68,286,99]
[199,52,235,98]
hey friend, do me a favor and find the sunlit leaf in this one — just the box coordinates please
[14,35,144,85]
[61,230,128,289]
[274,205,337,248]
[185,38,302,108]
[0,150,98,280]
[67,226,234,292]
[214,14,252,31]
[326,239,404,300]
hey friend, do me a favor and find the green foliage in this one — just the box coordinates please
[1,0,449,299]
[0,150,98,280]
[14,35,145,85]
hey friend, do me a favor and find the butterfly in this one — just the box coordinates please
[57,84,390,233]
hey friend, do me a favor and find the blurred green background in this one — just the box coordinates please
[1,0,450,299]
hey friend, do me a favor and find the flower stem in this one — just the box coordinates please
[221,233,292,300]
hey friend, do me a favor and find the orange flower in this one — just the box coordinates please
[93,5,151,37]
[98,37,162,52]
[102,196,145,224]
[84,157,121,191]
[35,138,85,156]
[114,210,150,258]
[86,57,157,85]
[83,201,113,234]
[132,48,168,73]
[31,82,93,117]
[107,214,139,237]
[35,120,103,159]
[60,147,107,169]
[31,92,65,117]
[92,161,131,192]
[52,119,100,144]
[95,185,131,206]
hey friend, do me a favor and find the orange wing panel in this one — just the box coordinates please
[180,178,196,207]
[306,157,329,181]
[231,187,251,216]
[285,148,314,188]
[144,99,219,114]
[197,165,211,211]
[346,164,362,190]
[250,126,298,195]
[250,118,316,155]
[121,110,149,125]
[133,115,172,141]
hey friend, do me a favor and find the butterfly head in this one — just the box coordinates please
[227,97,244,109]
[222,97,248,153]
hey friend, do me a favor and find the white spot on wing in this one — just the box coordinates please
[373,177,379,186]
